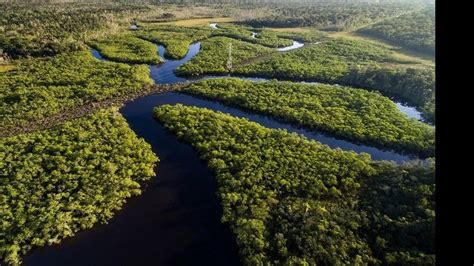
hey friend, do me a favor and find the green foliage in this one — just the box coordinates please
[269,198,375,265]
[342,65,435,123]
[234,38,401,81]
[261,29,330,44]
[232,38,435,122]
[178,37,401,80]
[136,25,213,59]
[154,104,434,265]
[212,23,294,48]
[89,35,162,64]
[360,159,435,264]
[0,51,152,128]
[154,104,376,265]
[359,7,435,56]
[0,3,151,58]
[176,37,273,76]
[135,23,317,60]
[183,78,435,156]
[243,2,419,30]
[0,108,158,265]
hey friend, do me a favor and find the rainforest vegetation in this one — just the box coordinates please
[1,1,435,265]
[358,7,435,56]
[0,51,152,129]
[179,37,406,78]
[233,38,408,79]
[361,159,435,265]
[153,104,435,265]
[211,23,294,48]
[229,39,435,122]
[242,2,420,30]
[89,35,162,64]
[0,3,152,58]
[135,25,213,59]
[183,78,434,156]
[175,36,435,122]
[176,37,273,75]
[0,108,158,265]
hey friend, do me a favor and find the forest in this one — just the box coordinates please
[1,1,435,265]
[153,104,435,265]
[230,39,435,122]
[183,78,435,156]
[178,36,408,76]
[358,6,435,56]
[361,159,435,265]
[136,25,213,59]
[0,50,151,129]
[0,108,158,265]
[176,37,273,75]
[171,34,435,122]
[210,23,294,48]
[89,35,162,64]
[0,3,152,58]
[242,2,420,30]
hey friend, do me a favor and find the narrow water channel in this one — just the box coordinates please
[276,40,305,51]
[25,37,423,265]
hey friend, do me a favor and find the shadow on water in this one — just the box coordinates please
[24,38,423,265]
[24,42,240,266]
[24,94,240,265]
[128,92,416,162]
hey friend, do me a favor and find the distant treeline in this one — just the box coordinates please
[358,6,435,56]
[241,2,422,31]
[0,3,151,58]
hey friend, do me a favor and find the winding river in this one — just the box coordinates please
[25,36,423,265]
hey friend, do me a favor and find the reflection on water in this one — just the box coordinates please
[90,48,104,60]
[151,43,201,84]
[89,43,426,158]
[395,102,423,120]
[277,40,305,51]
[138,92,416,162]
[25,34,431,266]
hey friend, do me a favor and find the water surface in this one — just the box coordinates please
[25,35,426,265]
[277,40,304,51]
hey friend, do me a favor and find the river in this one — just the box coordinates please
[24,37,422,265]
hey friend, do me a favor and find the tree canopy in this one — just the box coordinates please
[0,108,158,265]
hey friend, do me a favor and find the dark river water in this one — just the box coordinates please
[24,39,423,265]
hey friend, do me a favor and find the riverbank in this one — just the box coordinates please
[0,83,187,138]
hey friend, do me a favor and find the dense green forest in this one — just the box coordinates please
[89,35,162,64]
[359,7,435,56]
[211,23,294,48]
[361,159,435,264]
[0,51,151,129]
[342,65,435,122]
[136,25,213,58]
[242,2,420,30]
[233,38,409,79]
[229,39,435,122]
[176,37,273,75]
[154,104,435,265]
[0,108,158,265]
[174,36,435,122]
[183,78,434,156]
[179,37,406,77]
[0,3,152,58]
[1,1,435,265]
